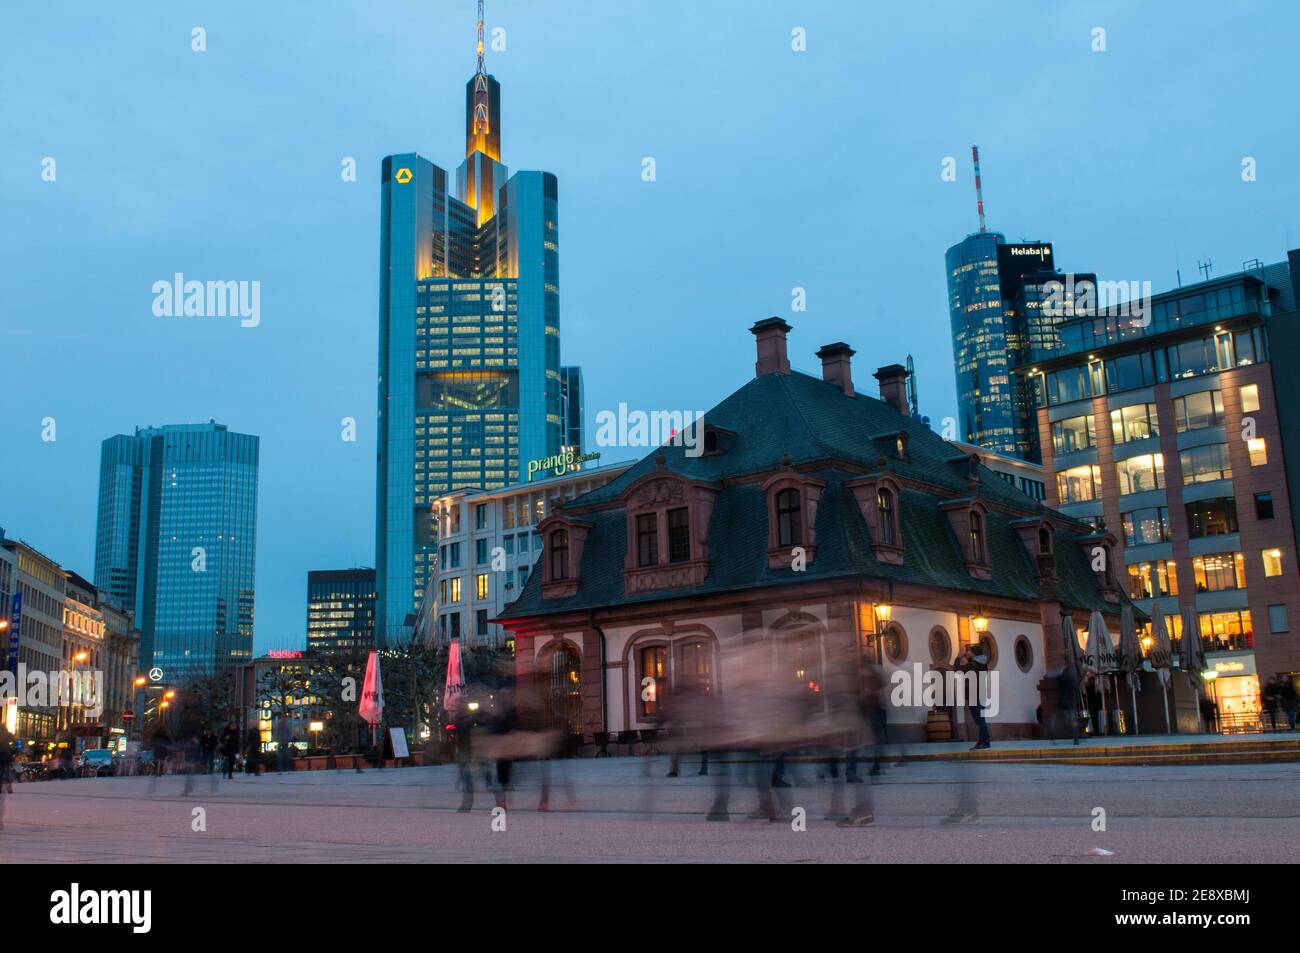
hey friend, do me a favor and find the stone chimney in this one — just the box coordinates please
[816,342,856,396]
[750,317,792,376]
[873,363,909,415]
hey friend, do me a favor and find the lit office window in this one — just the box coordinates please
[1262,549,1284,578]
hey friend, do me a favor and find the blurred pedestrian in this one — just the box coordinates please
[200,727,218,774]
[956,644,991,749]
[219,720,240,779]
[244,727,261,775]
[1280,676,1298,731]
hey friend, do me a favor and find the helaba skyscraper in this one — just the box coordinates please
[946,147,1068,463]
[375,2,578,644]
[93,422,259,681]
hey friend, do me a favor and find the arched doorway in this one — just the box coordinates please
[540,643,582,736]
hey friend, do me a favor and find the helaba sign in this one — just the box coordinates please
[527,448,600,481]
[1007,245,1051,260]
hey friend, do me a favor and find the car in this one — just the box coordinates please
[77,748,116,777]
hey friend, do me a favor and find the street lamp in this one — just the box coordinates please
[870,602,893,664]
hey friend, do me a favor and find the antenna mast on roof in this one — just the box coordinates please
[906,354,919,418]
[972,145,987,234]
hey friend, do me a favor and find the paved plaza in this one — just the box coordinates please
[2,754,1297,863]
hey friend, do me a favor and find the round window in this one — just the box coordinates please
[928,627,951,665]
[977,633,998,669]
[1014,635,1033,672]
[882,624,908,664]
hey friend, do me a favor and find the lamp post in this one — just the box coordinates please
[872,602,893,664]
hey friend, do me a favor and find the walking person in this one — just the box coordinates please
[200,727,218,774]
[219,721,240,780]
[244,727,261,775]
[1280,676,1298,731]
[1056,664,1080,745]
[1262,676,1281,731]
[956,644,992,750]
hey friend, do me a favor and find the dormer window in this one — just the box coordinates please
[550,529,569,580]
[637,513,658,567]
[776,488,802,547]
[1038,526,1052,555]
[762,471,826,569]
[877,488,897,546]
[539,515,591,599]
[970,511,986,564]
[846,474,904,565]
[667,507,691,562]
[940,498,991,579]
[622,472,719,593]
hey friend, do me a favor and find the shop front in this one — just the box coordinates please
[1203,651,1259,731]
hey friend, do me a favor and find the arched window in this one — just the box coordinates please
[776,488,802,546]
[877,488,896,545]
[638,645,668,718]
[1038,526,1052,554]
[969,511,986,563]
[541,644,582,735]
[550,529,569,580]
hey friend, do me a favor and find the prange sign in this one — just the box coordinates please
[6,593,21,676]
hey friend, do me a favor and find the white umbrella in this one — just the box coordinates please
[1119,607,1142,734]
[1180,605,1208,733]
[1084,611,1120,734]
[1148,603,1173,733]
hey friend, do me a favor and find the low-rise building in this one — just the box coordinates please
[499,319,1136,743]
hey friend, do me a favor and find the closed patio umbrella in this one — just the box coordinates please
[358,650,384,748]
[443,638,466,713]
[1119,607,1142,734]
[1085,611,1120,734]
[1148,603,1174,733]
[1180,605,1208,733]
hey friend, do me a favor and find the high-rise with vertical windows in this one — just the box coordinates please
[375,4,580,644]
[93,422,258,681]
[306,569,376,657]
[560,365,584,454]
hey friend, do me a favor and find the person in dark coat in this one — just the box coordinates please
[244,727,261,775]
[1057,664,1080,745]
[956,644,991,749]
[199,728,218,774]
[1280,676,1299,731]
[218,721,240,779]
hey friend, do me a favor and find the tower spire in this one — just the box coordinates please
[971,145,987,234]
[476,0,485,75]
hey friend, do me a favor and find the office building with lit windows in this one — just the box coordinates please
[946,233,1066,461]
[1021,254,1300,725]
[375,9,579,643]
[93,422,259,681]
[419,459,632,650]
[306,569,376,657]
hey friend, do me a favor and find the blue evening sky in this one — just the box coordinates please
[2,1,1297,652]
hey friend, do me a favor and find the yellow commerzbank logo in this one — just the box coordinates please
[395,167,412,184]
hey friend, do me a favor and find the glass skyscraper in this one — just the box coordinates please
[560,365,584,453]
[946,233,1056,461]
[375,14,577,644]
[94,422,258,681]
